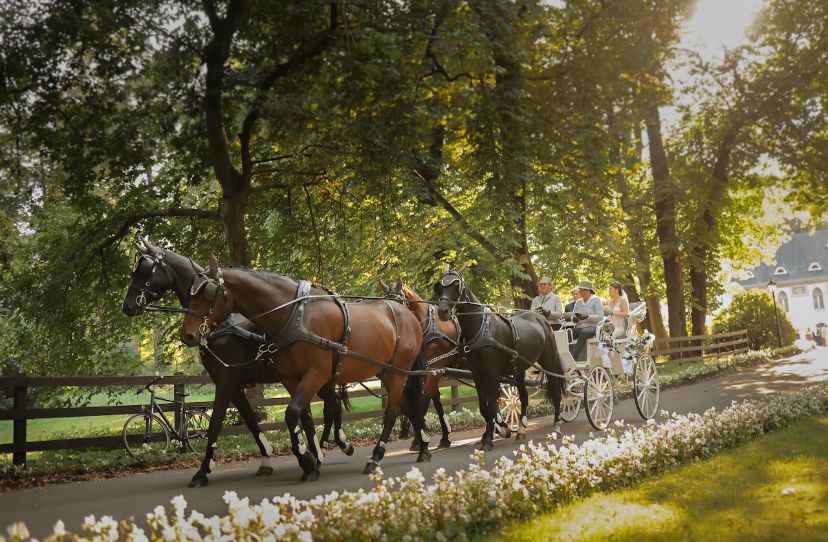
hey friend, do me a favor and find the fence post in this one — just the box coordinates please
[451,384,459,412]
[174,372,185,432]
[13,384,27,466]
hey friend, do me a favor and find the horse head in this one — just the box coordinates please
[122,235,174,316]
[433,263,467,321]
[180,255,232,347]
[378,276,406,302]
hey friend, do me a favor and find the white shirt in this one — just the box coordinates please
[530,292,563,322]
[573,295,604,325]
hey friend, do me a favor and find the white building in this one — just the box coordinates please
[735,229,828,337]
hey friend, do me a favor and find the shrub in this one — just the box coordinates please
[713,290,797,350]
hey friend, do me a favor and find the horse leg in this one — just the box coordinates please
[299,405,324,469]
[514,371,530,441]
[493,385,512,440]
[432,393,452,449]
[284,380,322,481]
[363,375,406,474]
[399,414,411,440]
[551,375,563,435]
[230,388,274,476]
[317,382,344,451]
[479,377,500,452]
[188,381,235,488]
[317,384,354,456]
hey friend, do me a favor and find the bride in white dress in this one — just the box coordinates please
[606,281,629,338]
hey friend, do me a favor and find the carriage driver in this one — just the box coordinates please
[530,276,563,330]
[569,280,604,361]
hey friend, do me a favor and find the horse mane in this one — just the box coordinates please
[234,268,336,294]
[401,284,423,301]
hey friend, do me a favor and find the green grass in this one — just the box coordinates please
[482,415,828,542]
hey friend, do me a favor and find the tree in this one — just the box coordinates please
[712,289,796,350]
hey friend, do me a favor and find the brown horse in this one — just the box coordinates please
[180,257,430,479]
[379,280,464,450]
[122,239,353,487]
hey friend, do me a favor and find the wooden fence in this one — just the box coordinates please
[0,329,749,465]
[652,329,750,362]
[0,375,476,466]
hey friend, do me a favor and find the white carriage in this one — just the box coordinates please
[555,302,660,430]
[499,302,660,433]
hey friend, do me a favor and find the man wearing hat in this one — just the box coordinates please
[530,276,563,329]
[569,280,604,361]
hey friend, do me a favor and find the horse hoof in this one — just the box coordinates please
[515,433,527,442]
[188,475,208,488]
[437,439,451,449]
[300,469,320,482]
[417,451,432,463]
[343,443,355,456]
[480,441,493,452]
[255,465,274,476]
[363,461,379,475]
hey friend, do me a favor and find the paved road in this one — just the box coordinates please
[3,348,827,538]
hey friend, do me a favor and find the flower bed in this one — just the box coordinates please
[8,380,826,541]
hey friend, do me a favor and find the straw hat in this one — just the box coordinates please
[539,276,552,284]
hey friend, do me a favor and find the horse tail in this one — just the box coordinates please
[542,324,564,405]
[338,384,351,412]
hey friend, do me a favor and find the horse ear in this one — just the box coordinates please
[457,263,467,276]
[209,255,219,276]
[140,235,157,255]
[396,276,404,290]
[189,257,200,273]
[377,277,389,292]
[442,263,450,274]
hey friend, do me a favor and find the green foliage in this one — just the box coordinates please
[713,289,797,349]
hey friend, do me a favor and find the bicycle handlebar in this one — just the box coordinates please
[137,375,164,394]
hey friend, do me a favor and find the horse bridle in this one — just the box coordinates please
[128,251,171,309]
[189,268,229,346]
[434,271,468,309]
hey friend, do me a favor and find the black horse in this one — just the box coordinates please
[433,264,564,451]
[122,237,353,487]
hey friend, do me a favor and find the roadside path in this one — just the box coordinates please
[3,347,826,538]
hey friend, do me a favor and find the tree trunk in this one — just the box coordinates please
[645,104,687,340]
[688,124,740,336]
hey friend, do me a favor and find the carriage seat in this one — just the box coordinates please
[583,302,649,372]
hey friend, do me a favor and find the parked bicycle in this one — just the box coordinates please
[122,376,211,461]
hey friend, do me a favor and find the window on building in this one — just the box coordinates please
[809,262,823,271]
[814,288,825,310]
[778,291,789,312]
[774,266,788,275]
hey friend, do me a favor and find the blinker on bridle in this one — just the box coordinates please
[189,268,228,346]
[435,271,466,305]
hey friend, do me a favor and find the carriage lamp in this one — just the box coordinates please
[767,277,783,348]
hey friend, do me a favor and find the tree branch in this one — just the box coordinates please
[94,208,220,254]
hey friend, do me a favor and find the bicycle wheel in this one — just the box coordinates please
[184,410,211,454]
[123,413,171,460]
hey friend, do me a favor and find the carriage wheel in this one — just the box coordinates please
[584,366,614,431]
[633,353,660,419]
[499,384,522,432]
[560,386,581,422]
